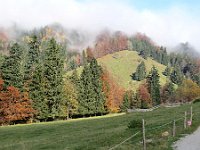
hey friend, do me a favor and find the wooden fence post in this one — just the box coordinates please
[142,119,146,150]
[184,111,187,129]
[190,106,193,124]
[173,120,176,137]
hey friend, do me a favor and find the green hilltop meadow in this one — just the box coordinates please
[98,50,167,90]
[67,50,167,91]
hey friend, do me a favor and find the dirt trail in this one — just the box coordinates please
[173,127,200,150]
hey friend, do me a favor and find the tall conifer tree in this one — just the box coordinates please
[78,64,95,115]
[78,58,105,115]
[1,43,23,89]
[43,38,64,119]
[163,65,171,76]
[30,63,48,120]
[89,58,105,115]
[147,66,161,105]
[24,35,40,91]
[170,66,183,85]
[132,61,146,81]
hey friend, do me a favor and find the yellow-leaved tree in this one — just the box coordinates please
[175,79,200,103]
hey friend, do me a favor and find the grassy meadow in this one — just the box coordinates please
[0,102,200,150]
[98,50,167,91]
[67,50,168,91]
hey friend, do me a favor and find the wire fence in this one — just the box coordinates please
[108,131,141,150]
[108,106,199,150]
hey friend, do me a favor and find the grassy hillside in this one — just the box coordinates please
[66,50,167,91]
[0,102,200,150]
[98,50,167,90]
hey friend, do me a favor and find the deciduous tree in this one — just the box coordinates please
[0,80,34,125]
[137,84,152,108]
[101,69,125,112]
[175,79,200,103]
[62,79,78,119]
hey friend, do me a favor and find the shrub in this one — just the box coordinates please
[193,98,200,104]
[128,119,142,129]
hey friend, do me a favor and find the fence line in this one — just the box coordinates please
[108,106,198,150]
[146,120,173,131]
[108,118,182,150]
[146,116,184,132]
[108,131,140,150]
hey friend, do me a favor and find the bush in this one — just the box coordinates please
[193,98,200,104]
[128,119,142,129]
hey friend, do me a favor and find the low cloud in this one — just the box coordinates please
[0,0,200,50]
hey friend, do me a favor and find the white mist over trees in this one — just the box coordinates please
[0,0,200,50]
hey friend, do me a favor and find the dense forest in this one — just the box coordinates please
[1,25,200,125]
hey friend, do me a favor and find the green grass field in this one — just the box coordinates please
[1,102,200,150]
[98,50,167,91]
[66,50,168,91]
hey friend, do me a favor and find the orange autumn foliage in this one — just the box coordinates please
[93,30,128,58]
[137,83,152,108]
[134,32,156,47]
[0,79,35,124]
[101,69,125,112]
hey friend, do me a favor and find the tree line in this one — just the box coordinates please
[1,29,200,125]
[0,35,125,125]
[122,61,200,111]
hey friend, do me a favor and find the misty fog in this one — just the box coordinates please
[0,0,200,50]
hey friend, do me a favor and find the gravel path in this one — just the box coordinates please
[173,127,200,150]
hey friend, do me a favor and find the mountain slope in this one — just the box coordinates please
[97,50,167,90]
[66,50,168,91]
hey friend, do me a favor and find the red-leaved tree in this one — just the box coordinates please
[0,79,35,125]
[93,30,128,58]
[137,83,152,108]
[101,69,125,112]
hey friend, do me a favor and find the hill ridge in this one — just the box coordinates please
[95,50,167,91]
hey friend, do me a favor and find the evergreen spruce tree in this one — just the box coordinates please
[89,58,105,115]
[134,92,142,108]
[30,63,48,120]
[69,69,79,86]
[1,43,23,89]
[161,47,168,65]
[43,38,64,119]
[132,61,146,81]
[139,50,148,59]
[163,66,171,76]
[120,92,131,112]
[157,51,162,64]
[0,54,5,69]
[69,59,77,70]
[78,58,105,116]
[24,35,40,91]
[170,66,183,85]
[147,66,161,106]
[78,64,95,115]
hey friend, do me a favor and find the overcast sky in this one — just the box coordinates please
[0,0,200,49]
